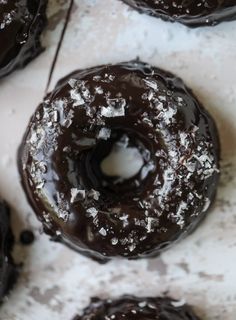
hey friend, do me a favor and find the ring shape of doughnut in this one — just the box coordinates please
[18,61,220,262]
[0,201,18,300]
[0,0,48,78]
[73,296,201,320]
[121,0,236,27]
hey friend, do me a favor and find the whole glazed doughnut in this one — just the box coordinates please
[0,0,48,78]
[121,0,236,27]
[18,61,220,262]
[0,201,18,301]
[73,295,201,320]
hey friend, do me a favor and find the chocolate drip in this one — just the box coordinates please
[45,0,74,93]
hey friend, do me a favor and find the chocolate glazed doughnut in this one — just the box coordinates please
[121,0,236,27]
[0,0,48,78]
[18,61,220,262]
[72,296,201,320]
[0,201,18,301]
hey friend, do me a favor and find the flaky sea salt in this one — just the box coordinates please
[101,98,126,117]
[97,127,111,140]
[99,228,107,236]
[87,207,98,217]
[70,189,85,203]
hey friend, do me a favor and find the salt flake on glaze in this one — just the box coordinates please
[101,98,126,118]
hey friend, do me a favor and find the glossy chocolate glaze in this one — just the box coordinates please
[121,0,236,27]
[73,296,201,320]
[0,0,48,78]
[18,61,220,262]
[0,201,18,301]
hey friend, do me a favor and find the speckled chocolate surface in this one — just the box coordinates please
[0,0,48,78]
[0,0,236,319]
[18,60,220,261]
[121,0,236,27]
[73,295,201,320]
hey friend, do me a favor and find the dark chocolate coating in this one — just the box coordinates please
[121,0,236,27]
[20,230,35,246]
[18,61,220,262]
[0,0,48,78]
[0,201,18,301]
[73,295,201,320]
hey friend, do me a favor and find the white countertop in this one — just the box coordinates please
[0,0,236,319]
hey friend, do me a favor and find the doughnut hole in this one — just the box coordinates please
[80,130,156,198]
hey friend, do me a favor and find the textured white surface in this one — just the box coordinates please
[0,0,236,319]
